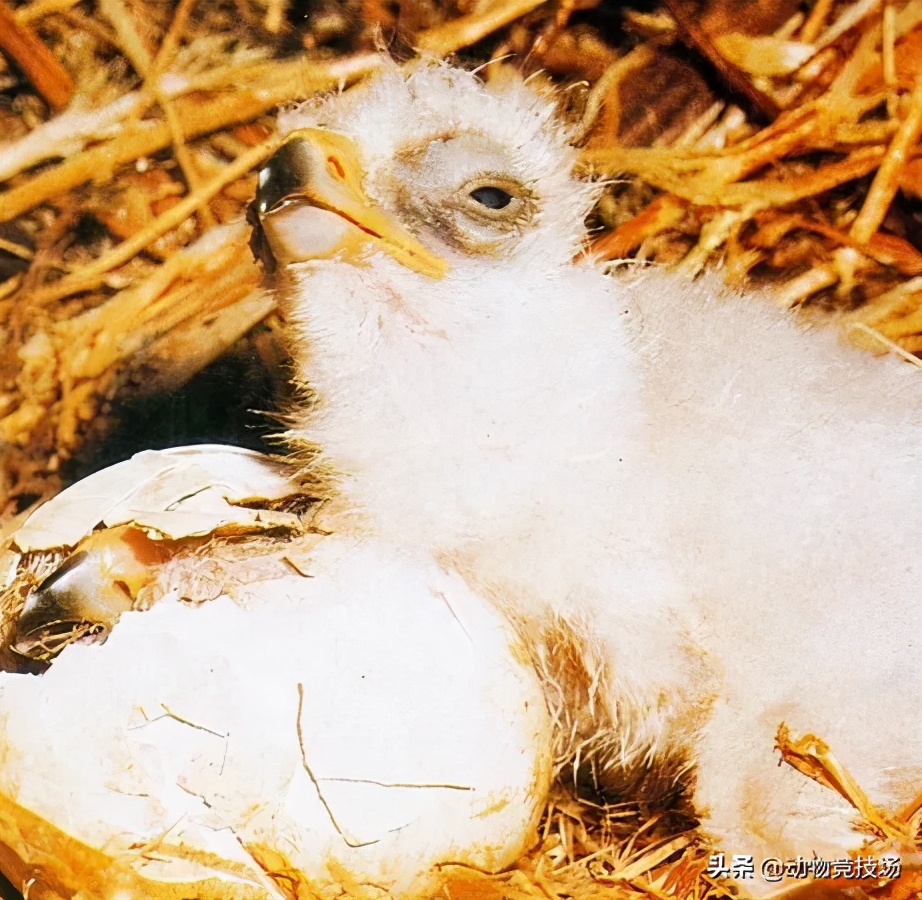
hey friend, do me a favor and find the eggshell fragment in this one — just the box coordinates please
[9,445,307,552]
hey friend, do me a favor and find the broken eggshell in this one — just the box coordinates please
[2,445,314,661]
[0,530,553,897]
[8,444,309,553]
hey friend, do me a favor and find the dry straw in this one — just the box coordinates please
[3,0,922,509]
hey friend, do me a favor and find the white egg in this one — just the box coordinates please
[0,534,552,898]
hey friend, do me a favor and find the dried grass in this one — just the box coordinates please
[2,0,922,898]
[3,0,922,509]
[580,1,922,326]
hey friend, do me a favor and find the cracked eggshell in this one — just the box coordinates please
[8,445,306,552]
[0,535,553,898]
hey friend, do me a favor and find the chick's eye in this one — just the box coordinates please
[469,186,513,210]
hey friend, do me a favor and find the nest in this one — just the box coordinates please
[1,0,922,898]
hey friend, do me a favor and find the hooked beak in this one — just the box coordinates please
[250,127,448,280]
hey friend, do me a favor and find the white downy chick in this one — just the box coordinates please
[257,61,922,889]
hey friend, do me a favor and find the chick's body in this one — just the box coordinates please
[270,64,922,882]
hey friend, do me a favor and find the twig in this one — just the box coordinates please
[148,0,198,78]
[0,237,33,262]
[841,276,922,328]
[0,54,381,224]
[0,54,379,185]
[615,835,693,882]
[416,0,550,56]
[798,0,836,43]
[895,785,922,825]
[13,0,83,24]
[850,72,922,244]
[29,136,280,305]
[0,0,74,110]
[97,0,153,76]
[571,45,656,145]
[98,0,214,227]
[261,0,288,34]
[58,227,257,386]
[579,144,886,210]
[846,323,922,368]
[0,91,149,183]
[775,266,838,308]
[815,0,882,50]
[775,723,918,844]
[660,0,780,124]
[144,0,217,226]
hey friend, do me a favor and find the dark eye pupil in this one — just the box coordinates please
[470,186,513,210]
